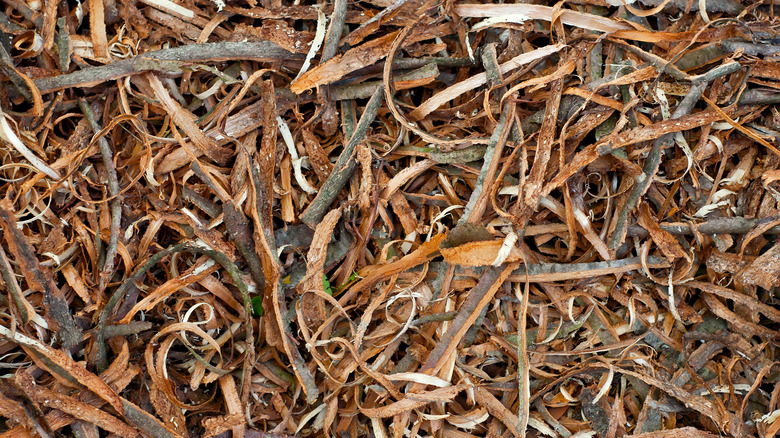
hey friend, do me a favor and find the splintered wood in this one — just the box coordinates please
[1,0,780,437]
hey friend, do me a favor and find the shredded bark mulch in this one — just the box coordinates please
[1,0,779,437]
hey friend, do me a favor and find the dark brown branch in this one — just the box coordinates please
[0,201,81,349]
[223,201,266,291]
[0,243,28,323]
[738,89,780,106]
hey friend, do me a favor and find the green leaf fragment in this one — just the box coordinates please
[251,296,264,317]
[323,274,333,295]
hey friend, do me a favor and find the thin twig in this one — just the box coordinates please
[223,201,266,291]
[102,321,153,338]
[96,241,255,373]
[608,81,707,249]
[320,0,347,63]
[79,99,121,294]
[411,311,457,326]
[0,242,28,323]
[419,264,516,375]
[341,99,357,142]
[443,256,670,284]
[627,217,780,237]
[328,63,439,101]
[611,41,689,82]
[250,163,320,404]
[459,45,514,225]
[35,41,301,93]
[0,201,81,349]
[121,398,179,438]
[738,89,780,106]
[300,86,384,228]
[96,242,189,371]
[460,120,514,223]
[0,42,34,104]
[182,186,222,218]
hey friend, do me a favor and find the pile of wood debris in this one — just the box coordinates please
[0,0,779,436]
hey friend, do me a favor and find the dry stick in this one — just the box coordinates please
[3,0,39,28]
[189,160,265,291]
[34,41,300,93]
[517,269,531,438]
[79,100,121,294]
[721,40,780,56]
[0,242,28,323]
[483,43,524,145]
[120,398,180,438]
[0,42,34,104]
[223,201,266,290]
[419,264,516,376]
[96,242,187,370]
[189,160,229,202]
[474,386,521,438]
[627,217,780,237]
[688,61,742,84]
[482,41,504,89]
[611,41,689,82]
[0,325,123,405]
[0,202,82,349]
[182,186,222,218]
[95,242,254,371]
[0,372,174,438]
[355,56,473,75]
[461,44,511,348]
[328,63,439,101]
[516,74,564,235]
[410,311,457,326]
[460,102,513,225]
[56,17,70,72]
[342,99,357,141]
[459,44,515,225]
[738,88,780,106]
[300,86,384,228]
[14,370,136,436]
[250,164,319,404]
[102,321,153,338]
[320,0,347,63]
[608,81,707,250]
[608,62,745,249]
[534,398,572,438]
[441,255,668,283]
